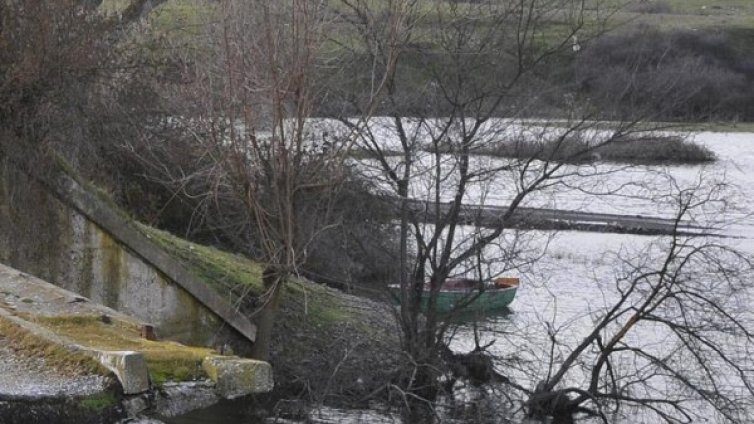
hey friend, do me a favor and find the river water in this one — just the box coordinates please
[168,130,754,423]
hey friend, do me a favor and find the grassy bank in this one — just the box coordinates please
[99,0,754,123]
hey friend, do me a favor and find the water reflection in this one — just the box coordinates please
[163,398,263,424]
[443,306,515,325]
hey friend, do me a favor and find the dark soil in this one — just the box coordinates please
[269,281,401,404]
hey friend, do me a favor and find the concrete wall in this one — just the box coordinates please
[0,159,246,350]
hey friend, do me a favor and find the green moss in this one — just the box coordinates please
[79,222,95,298]
[282,278,357,329]
[79,392,117,411]
[33,315,116,327]
[137,224,263,297]
[43,152,363,373]
[148,356,203,386]
[30,315,217,384]
[137,224,367,344]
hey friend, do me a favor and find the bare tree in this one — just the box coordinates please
[334,0,629,398]
[118,0,410,360]
[163,0,340,360]
[331,4,754,423]
[510,174,754,423]
[11,0,749,420]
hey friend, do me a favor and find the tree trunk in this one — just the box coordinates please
[251,267,283,361]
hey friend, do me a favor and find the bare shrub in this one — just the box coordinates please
[576,28,754,121]
[0,0,107,146]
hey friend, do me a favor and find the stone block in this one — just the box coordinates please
[202,356,273,398]
[96,350,150,394]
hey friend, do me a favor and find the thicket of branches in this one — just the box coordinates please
[574,27,754,121]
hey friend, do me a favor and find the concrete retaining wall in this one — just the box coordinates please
[0,157,253,351]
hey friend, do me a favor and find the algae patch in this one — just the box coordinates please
[284,280,355,326]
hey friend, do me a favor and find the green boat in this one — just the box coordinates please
[388,277,519,314]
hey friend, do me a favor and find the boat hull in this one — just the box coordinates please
[388,285,517,314]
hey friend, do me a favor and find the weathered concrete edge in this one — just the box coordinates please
[0,145,257,344]
[1,267,147,327]
[202,355,274,399]
[0,292,272,398]
[0,307,149,394]
[95,351,150,395]
[0,380,225,423]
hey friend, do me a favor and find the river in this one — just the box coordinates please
[168,130,754,423]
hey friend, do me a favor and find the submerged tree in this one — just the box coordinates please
[336,0,611,397]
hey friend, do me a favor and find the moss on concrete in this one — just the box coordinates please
[136,225,362,331]
[79,220,95,298]
[99,231,125,309]
[202,356,273,397]
[78,392,117,411]
[137,224,264,295]
[29,315,217,385]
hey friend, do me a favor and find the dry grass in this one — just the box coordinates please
[0,318,108,376]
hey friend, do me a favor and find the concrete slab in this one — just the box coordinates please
[202,356,274,398]
[0,263,272,398]
[0,338,108,398]
[96,351,150,395]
